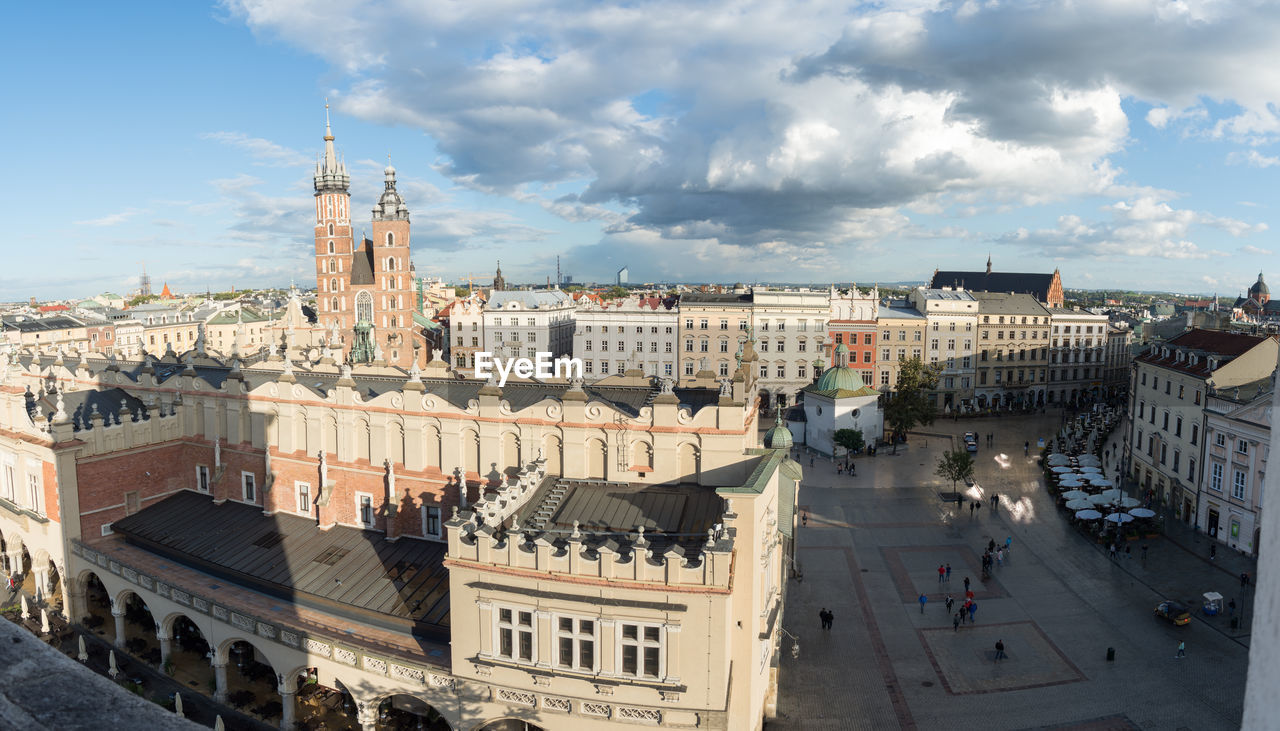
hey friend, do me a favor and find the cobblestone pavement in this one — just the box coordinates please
[772,411,1246,731]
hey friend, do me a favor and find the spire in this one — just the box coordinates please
[985,253,992,275]
[314,99,350,194]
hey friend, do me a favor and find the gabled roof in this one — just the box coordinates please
[930,270,1056,300]
[350,239,375,286]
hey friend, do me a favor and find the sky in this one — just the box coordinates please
[5,0,1280,301]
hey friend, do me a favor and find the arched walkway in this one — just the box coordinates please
[161,613,212,692]
[220,638,283,725]
[375,693,452,730]
[118,590,159,663]
[77,571,113,641]
[475,720,546,731]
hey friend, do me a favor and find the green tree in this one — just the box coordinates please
[883,356,940,454]
[935,449,975,502]
[603,285,629,299]
[454,287,471,298]
[833,428,865,455]
[126,294,158,307]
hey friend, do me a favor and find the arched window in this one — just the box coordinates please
[390,315,398,328]
[327,240,334,254]
[329,278,337,292]
[356,291,373,324]
[387,257,396,271]
[327,223,334,236]
[387,232,394,247]
[330,297,338,312]
[328,259,336,273]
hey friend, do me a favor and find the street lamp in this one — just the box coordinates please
[778,627,800,659]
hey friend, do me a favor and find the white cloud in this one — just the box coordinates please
[1240,245,1274,256]
[73,208,146,226]
[202,131,311,167]
[1227,149,1280,168]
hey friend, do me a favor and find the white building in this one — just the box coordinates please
[908,287,979,411]
[800,345,884,456]
[1200,376,1272,555]
[1047,308,1110,406]
[447,295,485,371]
[484,290,576,366]
[573,296,678,380]
[750,289,830,409]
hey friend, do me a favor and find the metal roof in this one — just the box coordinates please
[110,491,450,639]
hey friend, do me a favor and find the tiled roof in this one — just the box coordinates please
[930,271,1055,300]
[350,239,375,285]
[1134,328,1271,377]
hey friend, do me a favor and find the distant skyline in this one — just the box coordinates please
[6,1,1280,301]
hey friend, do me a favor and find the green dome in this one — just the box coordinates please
[814,364,867,392]
[763,411,793,449]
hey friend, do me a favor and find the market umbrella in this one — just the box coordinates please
[1077,455,1102,466]
[1051,466,1075,474]
[1088,493,1116,506]
[1075,509,1103,520]
[1105,512,1135,524]
[1095,488,1123,502]
[77,635,88,662]
[1119,496,1141,509]
[1061,489,1090,500]
[1047,454,1071,465]
[1128,508,1157,519]
[174,693,184,718]
[1088,477,1114,488]
[1066,499,1093,510]
[1079,466,1104,474]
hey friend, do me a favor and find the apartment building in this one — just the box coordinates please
[751,290,829,410]
[876,299,928,391]
[1200,376,1273,555]
[678,292,753,385]
[1047,309,1111,406]
[907,288,979,411]
[827,286,878,385]
[972,292,1052,409]
[573,296,678,380]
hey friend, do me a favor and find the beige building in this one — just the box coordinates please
[678,292,753,385]
[875,299,928,391]
[750,290,829,410]
[1047,308,1110,406]
[0,339,795,731]
[908,287,978,411]
[973,292,1052,410]
[1127,329,1278,522]
[1200,377,1272,556]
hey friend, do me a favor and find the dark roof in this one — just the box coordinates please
[2,315,85,332]
[350,239,375,286]
[1134,329,1271,377]
[32,387,146,428]
[111,491,450,640]
[680,292,753,305]
[929,271,1055,300]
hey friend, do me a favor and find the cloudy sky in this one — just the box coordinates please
[6,0,1280,300]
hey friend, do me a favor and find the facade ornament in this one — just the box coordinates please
[54,390,67,422]
[385,459,396,495]
[431,347,443,363]
[571,520,581,539]
[568,376,585,390]
[339,362,353,380]
[718,378,732,398]
[408,358,422,382]
[659,376,675,395]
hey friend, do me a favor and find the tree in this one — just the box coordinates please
[454,287,471,298]
[126,294,158,307]
[603,286,629,299]
[883,356,941,454]
[833,428,865,456]
[935,449,975,502]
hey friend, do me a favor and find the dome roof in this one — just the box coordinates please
[1250,272,1269,297]
[763,412,793,449]
[814,363,868,393]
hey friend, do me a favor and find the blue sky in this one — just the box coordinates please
[4,0,1279,301]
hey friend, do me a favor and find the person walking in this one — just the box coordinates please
[954,612,961,632]
[988,539,997,553]
[938,565,946,584]
[968,601,977,622]
[1241,572,1250,589]
[819,608,829,630]
[994,639,1006,662]
[945,563,952,582]
[963,576,971,593]
[944,595,954,613]
[919,593,928,614]
[1210,544,1217,560]
[802,512,808,527]
[1024,440,1030,456]
[1176,640,1186,658]
[1005,536,1012,553]
[1142,544,1149,564]
[969,501,976,516]
[991,494,998,512]
[996,548,1004,567]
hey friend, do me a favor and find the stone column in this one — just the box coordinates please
[63,575,83,624]
[357,701,377,731]
[211,661,228,703]
[278,686,296,730]
[32,567,47,601]
[111,605,126,649]
[157,630,172,667]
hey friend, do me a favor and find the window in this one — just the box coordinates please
[1173,450,1180,471]
[1216,432,1226,447]
[684,319,693,330]
[881,370,890,386]
[720,362,730,377]
[556,616,597,671]
[196,465,210,493]
[1175,417,1182,437]
[1233,470,1246,499]
[357,493,375,528]
[0,455,13,502]
[759,364,767,378]
[699,340,708,353]
[719,340,728,353]
[296,481,311,513]
[684,362,693,376]
[1188,457,1196,481]
[720,319,728,330]
[1237,440,1249,455]
[798,340,807,352]
[618,623,662,679]
[242,472,256,502]
[1191,424,1198,445]
[1210,463,1223,492]
[496,607,535,663]
[124,491,140,516]
[776,364,785,378]
[798,365,807,379]
[863,333,872,345]
[699,319,708,330]
[863,351,872,363]
[423,506,442,538]
[26,471,39,511]
[684,340,693,352]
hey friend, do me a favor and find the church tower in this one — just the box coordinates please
[314,103,354,345]
[493,261,506,292]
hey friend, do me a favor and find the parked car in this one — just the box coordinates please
[964,432,979,453]
[1154,601,1191,626]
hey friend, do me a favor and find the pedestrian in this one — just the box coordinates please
[1229,599,1236,618]
[991,494,998,511]
[969,501,975,516]
[963,577,971,593]
[1241,572,1250,588]
[938,565,946,584]
[919,593,928,614]
[1142,544,1148,563]
[1210,544,1217,560]
[802,512,808,527]
[1175,640,1186,658]
[945,563,952,581]
[954,613,961,632]
[996,548,1003,567]
[969,602,977,622]
[819,607,829,630]
[810,457,814,467]
[945,595,954,613]
[1109,542,1117,560]
[836,465,841,475]
[994,639,1005,662]
[1005,536,1012,553]
[966,589,974,601]
[988,539,996,553]
[1024,440,1030,456]
[976,500,982,515]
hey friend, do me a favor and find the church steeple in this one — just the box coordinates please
[986,253,992,275]
[314,100,350,194]
[493,260,506,291]
[371,157,409,222]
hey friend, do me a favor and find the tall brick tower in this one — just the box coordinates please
[312,108,424,369]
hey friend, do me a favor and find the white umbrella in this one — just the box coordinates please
[1047,455,1071,465]
[1075,509,1103,520]
[1119,496,1141,509]
[1088,493,1121,506]
[1051,466,1075,474]
[1095,488,1123,502]
[78,635,88,662]
[1077,455,1102,466]
[40,608,49,635]
[214,716,225,731]
[1066,498,1093,510]
[1058,478,1084,486]
[19,595,29,620]
[1128,508,1157,519]
[1061,489,1090,500]
[1088,477,1114,488]
[109,650,119,679]
[1079,466,1104,474]
[1105,512,1135,524]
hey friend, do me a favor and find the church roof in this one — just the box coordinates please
[929,270,1056,301]
[1249,272,1269,297]
[350,239,375,285]
[762,412,793,449]
[805,363,879,399]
